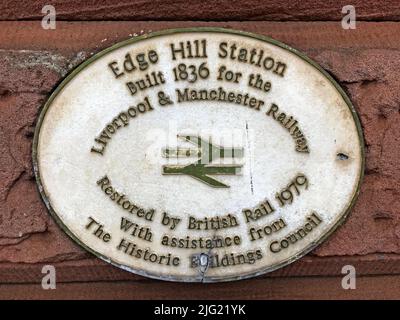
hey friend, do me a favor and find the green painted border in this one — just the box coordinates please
[32,27,365,283]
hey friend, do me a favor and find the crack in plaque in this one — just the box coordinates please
[245,121,254,195]
[198,230,219,282]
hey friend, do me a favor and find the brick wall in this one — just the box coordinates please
[0,1,399,299]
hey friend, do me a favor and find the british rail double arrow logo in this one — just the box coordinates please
[162,135,244,188]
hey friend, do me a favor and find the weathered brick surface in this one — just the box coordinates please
[0,21,399,290]
[2,275,400,300]
[1,0,400,21]
[313,50,400,256]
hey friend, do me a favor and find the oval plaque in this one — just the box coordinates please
[33,28,364,282]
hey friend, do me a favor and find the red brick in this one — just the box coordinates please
[1,275,399,300]
[1,0,400,21]
[0,21,399,280]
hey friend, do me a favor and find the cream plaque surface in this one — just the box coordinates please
[33,28,364,282]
